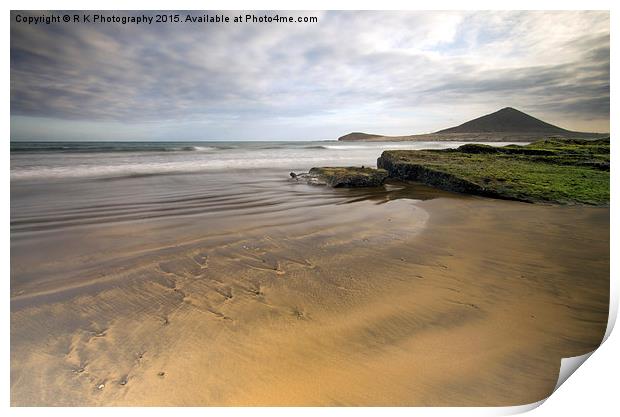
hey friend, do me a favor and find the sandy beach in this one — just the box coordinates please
[10,164,609,406]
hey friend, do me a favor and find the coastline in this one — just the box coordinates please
[337,132,609,142]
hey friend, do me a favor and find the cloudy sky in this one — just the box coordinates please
[10,10,610,141]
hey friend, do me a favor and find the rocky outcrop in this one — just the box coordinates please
[376,138,610,205]
[376,152,504,199]
[290,167,388,187]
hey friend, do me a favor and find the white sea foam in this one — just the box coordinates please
[10,141,524,181]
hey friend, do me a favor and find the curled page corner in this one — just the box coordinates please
[499,399,547,415]
[602,297,617,343]
[547,294,618,395]
[494,349,600,416]
[553,351,595,392]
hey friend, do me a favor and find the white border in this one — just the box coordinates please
[2,1,616,416]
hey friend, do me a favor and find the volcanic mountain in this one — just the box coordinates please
[338,107,608,142]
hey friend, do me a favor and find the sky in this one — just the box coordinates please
[10,10,610,141]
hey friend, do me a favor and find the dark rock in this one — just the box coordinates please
[456,143,555,156]
[307,167,388,187]
[456,143,501,154]
[289,171,326,185]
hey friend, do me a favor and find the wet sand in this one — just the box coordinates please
[10,176,609,406]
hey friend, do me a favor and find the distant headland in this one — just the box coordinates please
[338,107,609,142]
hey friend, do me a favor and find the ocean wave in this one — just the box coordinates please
[188,146,216,152]
[10,156,373,181]
[10,143,217,154]
[316,145,379,150]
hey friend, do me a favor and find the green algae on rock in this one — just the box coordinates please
[377,138,609,205]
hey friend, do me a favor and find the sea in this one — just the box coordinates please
[10,140,518,181]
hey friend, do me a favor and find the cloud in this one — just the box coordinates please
[10,10,610,140]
